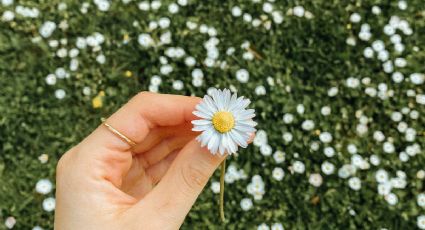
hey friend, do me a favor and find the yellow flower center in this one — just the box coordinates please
[212,111,235,133]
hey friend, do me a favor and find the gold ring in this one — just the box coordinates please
[101,118,137,147]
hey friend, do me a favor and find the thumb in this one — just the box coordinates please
[135,139,226,227]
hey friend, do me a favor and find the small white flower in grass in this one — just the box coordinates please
[96,54,106,64]
[418,215,425,229]
[32,226,43,230]
[255,86,266,95]
[363,47,374,58]
[383,142,395,153]
[184,56,196,67]
[323,147,335,157]
[55,89,66,99]
[172,80,184,90]
[39,21,56,38]
[296,104,305,114]
[2,11,14,22]
[150,75,162,86]
[258,223,270,230]
[260,144,272,156]
[418,194,425,207]
[231,6,242,17]
[272,167,285,181]
[95,0,110,11]
[42,197,56,212]
[36,179,53,194]
[240,198,253,211]
[410,73,424,85]
[346,77,360,88]
[45,74,56,85]
[160,64,173,75]
[348,177,361,190]
[272,11,284,24]
[375,169,389,183]
[321,161,335,175]
[346,37,356,46]
[370,155,381,166]
[282,132,293,142]
[293,161,305,174]
[138,1,150,10]
[273,151,285,163]
[309,173,323,187]
[418,171,425,179]
[293,6,305,17]
[301,120,315,131]
[1,0,13,6]
[5,216,16,229]
[282,113,294,124]
[327,87,338,97]
[236,69,249,83]
[138,34,154,47]
[158,17,170,28]
[247,175,265,200]
[177,0,187,6]
[210,181,220,194]
[417,94,425,105]
[253,130,267,146]
[350,13,361,23]
[392,72,404,83]
[385,193,398,205]
[151,0,161,10]
[319,132,332,143]
[192,89,256,155]
[271,223,284,230]
[168,3,179,14]
[149,85,158,92]
[372,6,381,15]
[398,0,407,10]
[262,2,273,13]
[347,144,357,154]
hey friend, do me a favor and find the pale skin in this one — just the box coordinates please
[54,92,229,230]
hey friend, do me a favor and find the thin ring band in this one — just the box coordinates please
[101,118,137,147]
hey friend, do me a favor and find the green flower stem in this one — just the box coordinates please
[220,158,226,222]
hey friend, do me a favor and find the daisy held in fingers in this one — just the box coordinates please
[192,88,256,222]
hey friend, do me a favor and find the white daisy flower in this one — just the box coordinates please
[192,88,256,155]
[35,179,53,194]
[418,215,425,229]
[42,197,56,212]
[240,198,253,211]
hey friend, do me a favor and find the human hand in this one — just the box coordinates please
[54,92,227,230]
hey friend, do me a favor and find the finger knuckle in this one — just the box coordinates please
[181,163,210,191]
[56,147,77,176]
[56,153,68,174]
[134,91,151,101]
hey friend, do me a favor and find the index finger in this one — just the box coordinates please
[93,92,201,152]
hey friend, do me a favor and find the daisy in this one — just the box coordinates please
[192,88,256,155]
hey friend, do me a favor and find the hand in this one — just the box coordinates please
[54,92,226,230]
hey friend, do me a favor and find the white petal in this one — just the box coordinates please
[204,95,218,113]
[219,136,226,155]
[196,102,214,117]
[192,124,213,132]
[193,110,211,119]
[233,109,256,120]
[237,119,257,127]
[234,123,256,133]
[191,119,211,126]
[208,133,219,153]
[228,96,244,112]
[222,89,232,110]
[211,132,221,154]
[199,127,214,147]
[229,129,248,148]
